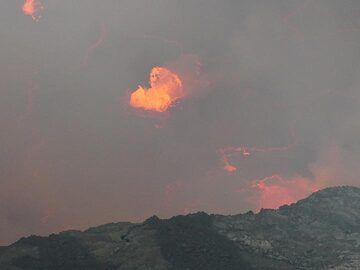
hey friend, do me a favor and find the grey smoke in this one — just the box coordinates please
[0,0,359,245]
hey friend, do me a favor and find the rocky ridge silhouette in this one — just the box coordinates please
[0,186,359,270]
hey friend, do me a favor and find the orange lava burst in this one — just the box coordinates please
[130,67,184,112]
[252,175,319,210]
[22,0,43,21]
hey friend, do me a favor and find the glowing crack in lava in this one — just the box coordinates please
[22,0,43,21]
[219,124,297,173]
[130,67,184,112]
[219,144,294,173]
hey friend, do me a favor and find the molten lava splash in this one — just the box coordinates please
[130,67,184,112]
[22,0,43,21]
[252,175,319,210]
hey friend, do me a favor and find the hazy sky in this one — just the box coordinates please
[1,0,360,245]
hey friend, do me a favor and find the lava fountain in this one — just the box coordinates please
[22,0,43,22]
[130,67,184,112]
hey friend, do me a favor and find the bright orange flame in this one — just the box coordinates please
[22,0,43,21]
[130,67,184,112]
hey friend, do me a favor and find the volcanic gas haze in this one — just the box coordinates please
[130,67,184,112]
[22,0,43,21]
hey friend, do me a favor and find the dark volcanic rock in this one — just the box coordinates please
[213,186,360,269]
[13,234,106,270]
[0,186,359,270]
[150,212,251,270]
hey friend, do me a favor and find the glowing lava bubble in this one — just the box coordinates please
[22,0,43,22]
[130,67,184,112]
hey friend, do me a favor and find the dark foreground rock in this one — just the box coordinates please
[0,186,359,270]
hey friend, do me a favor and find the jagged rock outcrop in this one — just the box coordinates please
[214,186,360,269]
[0,186,359,270]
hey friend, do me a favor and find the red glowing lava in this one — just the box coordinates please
[130,67,184,112]
[22,0,43,22]
[219,145,291,173]
[219,125,297,173]
[252,175,319,210]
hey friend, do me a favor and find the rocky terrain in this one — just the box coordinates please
[0,186,359,270]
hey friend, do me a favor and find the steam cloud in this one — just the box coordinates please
[0,0,359,245]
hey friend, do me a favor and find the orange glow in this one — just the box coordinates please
[252,175,319,210]
[219,142,295,172]
[219,123,298,172]
[22,0,43,21]
[130,67,184,112]
[219,149,238,173]
[224,164,237,173]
